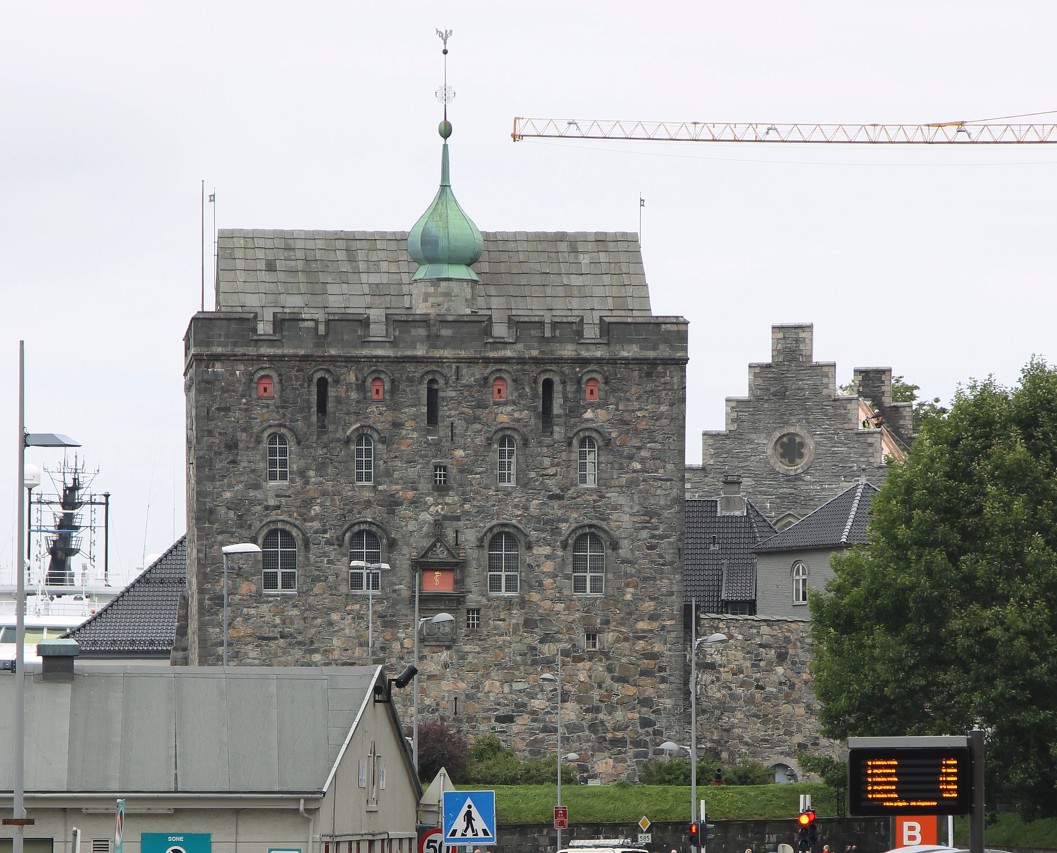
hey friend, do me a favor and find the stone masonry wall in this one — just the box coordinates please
[184,311,689,782]
[692,615,842,779]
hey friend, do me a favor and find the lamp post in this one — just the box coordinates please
[688,596,728,824]
[411,568,454,776]
[350,560,391,660]
[10,340,80,853]
[221,542,262,667]
[541,655,578,852]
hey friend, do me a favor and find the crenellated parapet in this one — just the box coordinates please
[184,310,688,364]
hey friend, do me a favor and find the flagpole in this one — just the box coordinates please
[200,180,205,311]
[211,189,217,311]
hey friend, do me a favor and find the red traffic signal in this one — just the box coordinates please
[797,810,816,827]
[689,823,699,843]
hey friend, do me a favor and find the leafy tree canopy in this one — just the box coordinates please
[811,359,1057,819]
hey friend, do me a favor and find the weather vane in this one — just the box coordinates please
[435,28,455,115]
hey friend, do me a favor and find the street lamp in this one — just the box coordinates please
[350,560,391,660]
[9,340,80,853]
[541,655,578,852]
[688,596,728,824]
[23,464,40,568]
[221,542,262,667]
[412,590,455,776]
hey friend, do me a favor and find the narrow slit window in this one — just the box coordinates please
[427,379,440,426]
[316,377,329,428]
[585,377,599,401]
[257,375,275,398]
[542,378,554,435]
[371,377,385,400]
[492,377,507,401]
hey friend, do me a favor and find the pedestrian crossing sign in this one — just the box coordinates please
[443,790,496,846]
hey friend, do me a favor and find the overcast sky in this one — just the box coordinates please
[2,2,1055,586]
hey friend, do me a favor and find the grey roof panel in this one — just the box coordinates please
[3,665,381,794]
[177,673,231,790]
[122,672,177,790]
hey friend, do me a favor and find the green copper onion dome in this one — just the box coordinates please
[407,122,484,282]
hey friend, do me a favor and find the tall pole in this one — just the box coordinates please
[222,553,229,668]
[13,340,27,853]
[413,566,421,776]
[690,597,698,824]
[556,652,564,853]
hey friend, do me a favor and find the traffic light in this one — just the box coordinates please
[689,822,699,847]
[796,810,817,852]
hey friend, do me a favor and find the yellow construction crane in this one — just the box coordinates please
[511,115,1057,144]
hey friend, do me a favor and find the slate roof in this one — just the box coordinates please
[684,499,776,612]
[755,481,878,552]
[216,229,654,335]
[0,665,380,794]
[64,536,186,656]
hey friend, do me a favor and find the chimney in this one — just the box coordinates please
[38,638,80,682]
[719,474,746,516]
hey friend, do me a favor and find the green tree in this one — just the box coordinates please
[811,359,1057,819]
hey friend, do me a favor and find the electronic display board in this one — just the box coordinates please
[848,745,972,816]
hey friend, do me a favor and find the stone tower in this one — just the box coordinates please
[181,68,689,780]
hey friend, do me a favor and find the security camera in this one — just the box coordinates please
[393,664,418,689]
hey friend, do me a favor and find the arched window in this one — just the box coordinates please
[498,435,516,485]
[541,378,554,435]
[371,377,385,401]
[577,436,598,486]
[572,532,605,595]
[792,561,809,605]
[257,375,275,398]
[262,529,297,593]
[267,433,289,482]
[585,377,599,401]
[488,532,520,594]
[492,377,507,401]
[355,434,374,484]
[349,530,383,592]
[426,379,440,426]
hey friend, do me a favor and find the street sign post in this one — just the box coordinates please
[553,807,568,830]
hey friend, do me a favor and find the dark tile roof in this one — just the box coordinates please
[685,499,776,611]
[64,536,186,656]
[755,481,878,553]
[216,230,656,336]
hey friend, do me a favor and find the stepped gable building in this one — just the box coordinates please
[180,104,689,780]
[690,323,909,528]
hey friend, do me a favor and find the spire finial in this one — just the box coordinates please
[435,28,454,139]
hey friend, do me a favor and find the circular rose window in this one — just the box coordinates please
[768,428,815,475]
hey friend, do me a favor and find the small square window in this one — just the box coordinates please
[466,608,481,630]
[433,465,449,486]
[585,631,599,651]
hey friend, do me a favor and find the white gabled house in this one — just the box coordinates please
[0,647,421,853]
